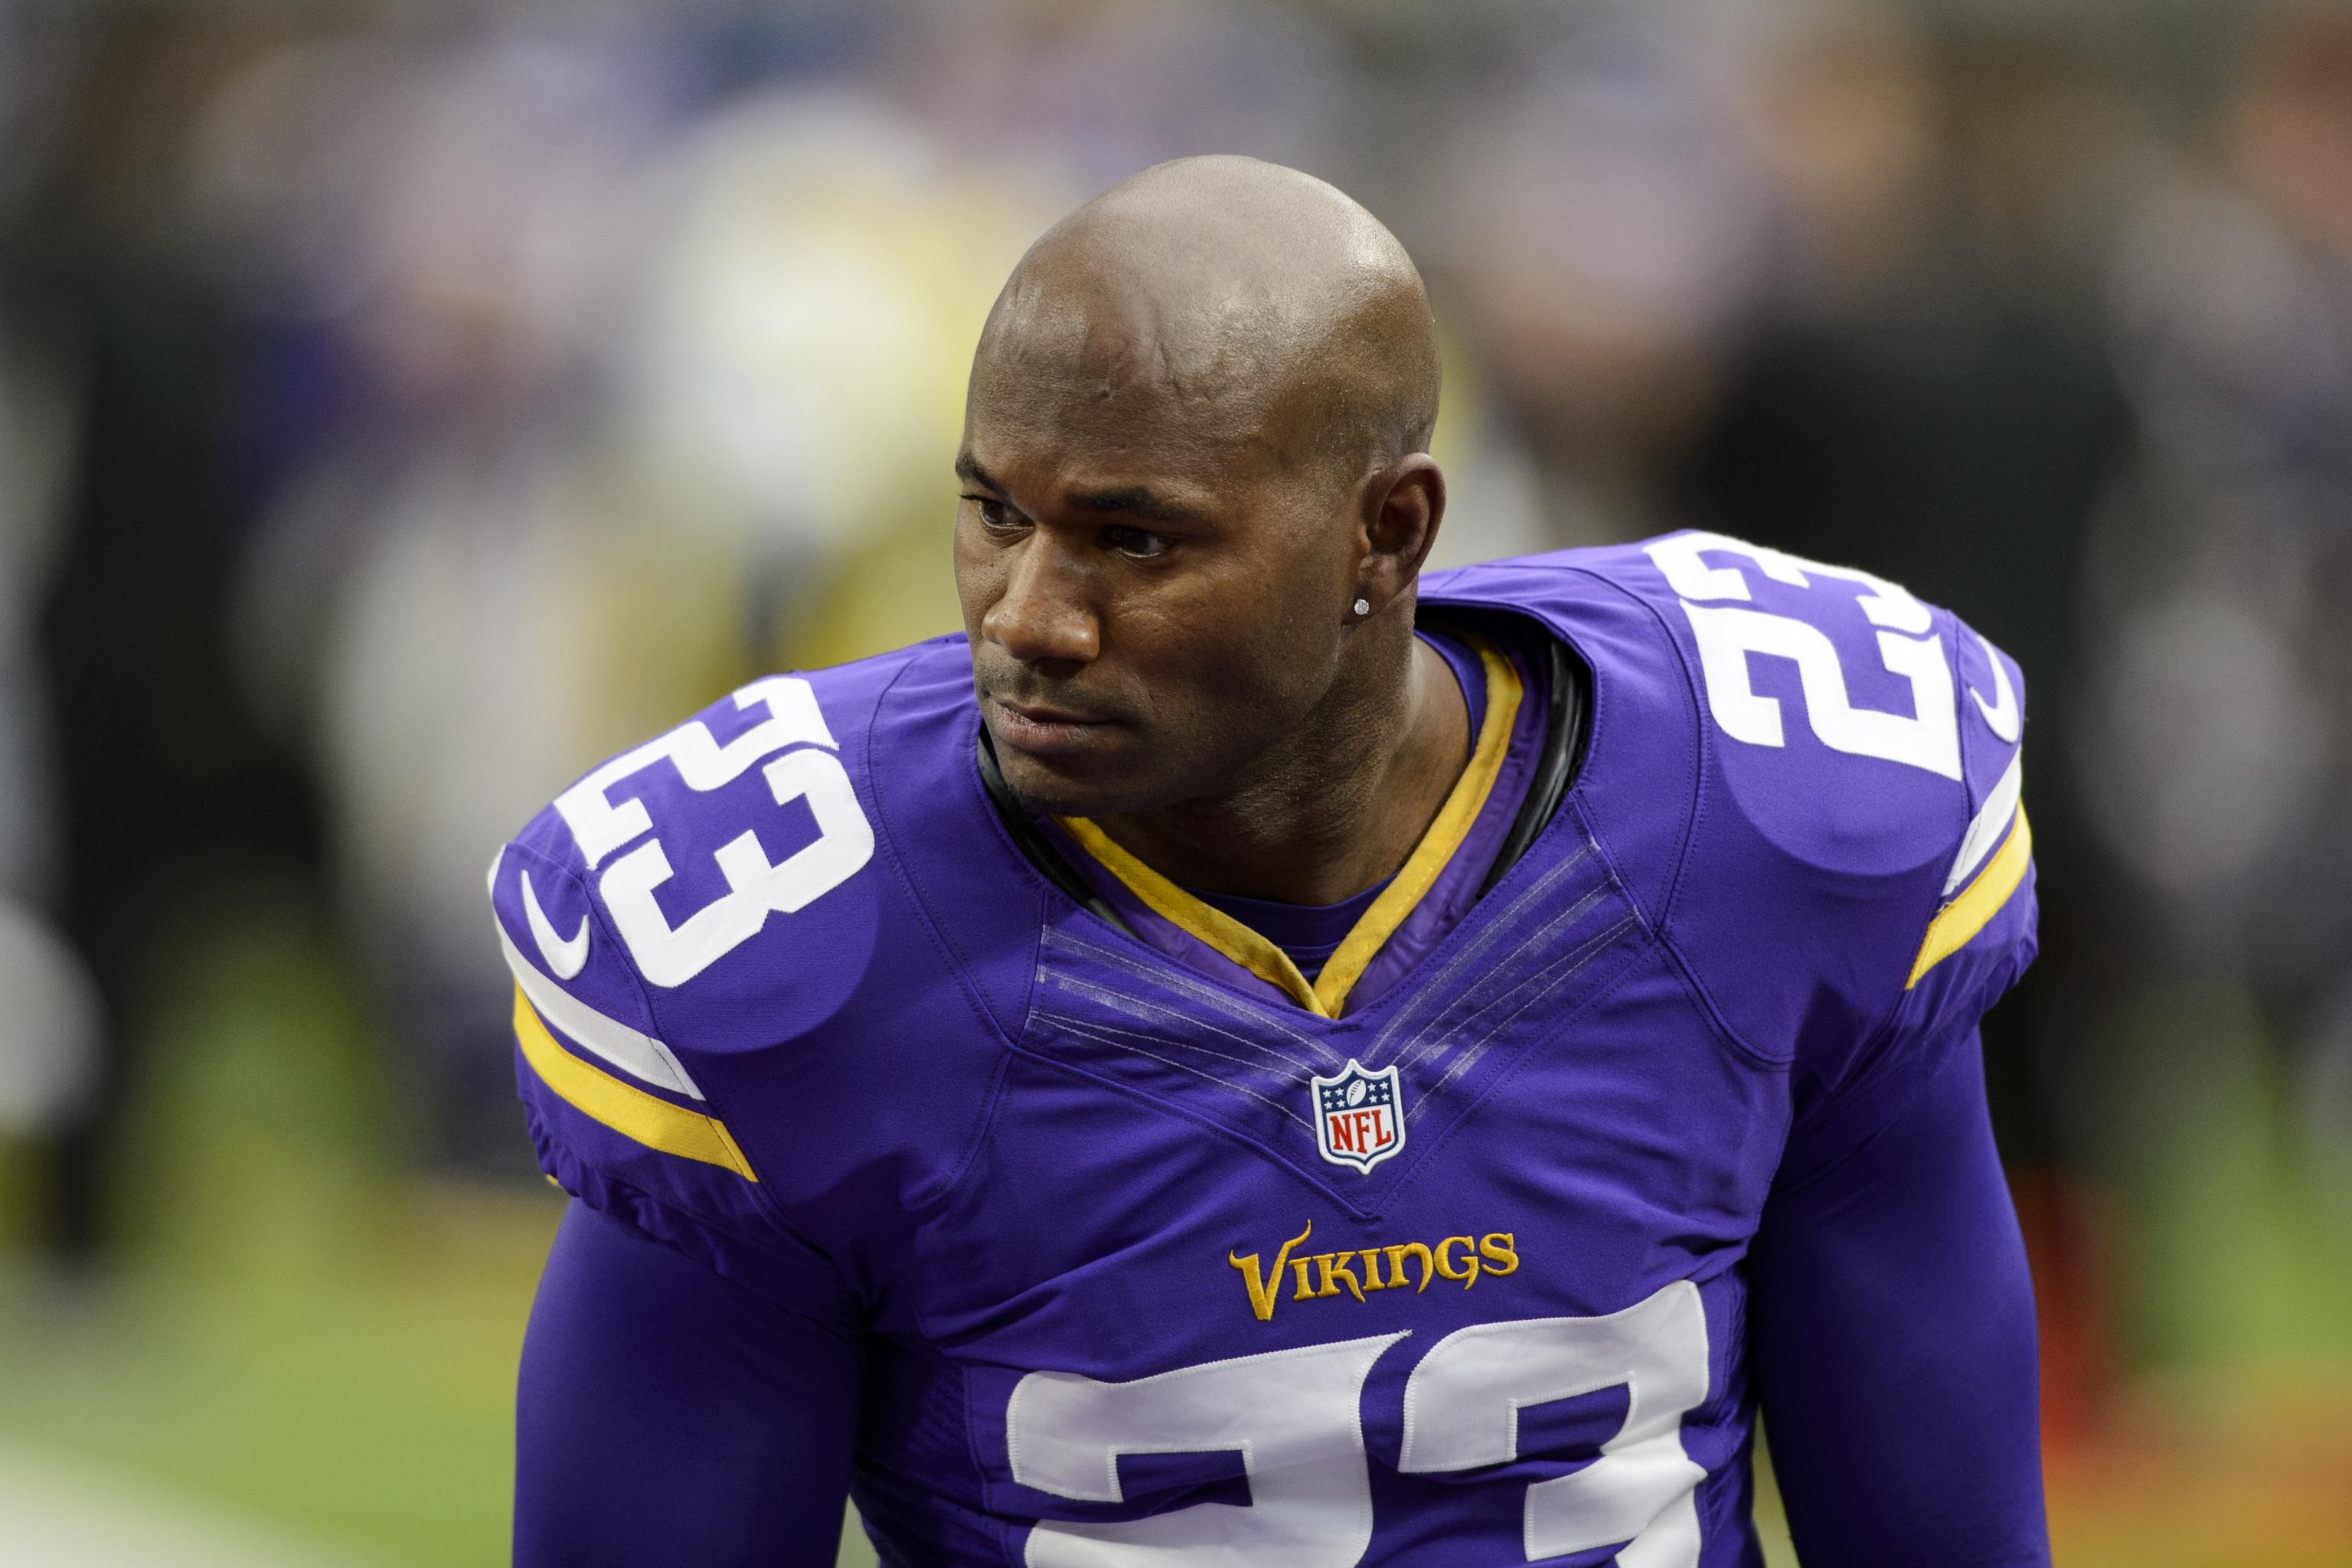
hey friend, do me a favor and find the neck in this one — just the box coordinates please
[1090,630,1471,905]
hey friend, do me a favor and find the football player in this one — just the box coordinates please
[495,157,2047,1565]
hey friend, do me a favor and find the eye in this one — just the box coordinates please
[1104,524,1173,560]
[966,495,1024,534]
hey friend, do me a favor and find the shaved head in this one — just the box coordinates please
[956,157,1459,876]
[973,156,1440,492]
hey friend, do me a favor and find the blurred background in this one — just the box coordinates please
[0,0,2347,1563]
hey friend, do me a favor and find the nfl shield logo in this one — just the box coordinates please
[1311,1060,1406,1174]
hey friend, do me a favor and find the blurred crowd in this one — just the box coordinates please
[0,0,2347,1443]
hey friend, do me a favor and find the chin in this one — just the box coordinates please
[997,760,1138,820]
[993,742,1170,821]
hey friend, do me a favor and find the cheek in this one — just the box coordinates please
[1126,569,1339,737]
[951,518,1001,632]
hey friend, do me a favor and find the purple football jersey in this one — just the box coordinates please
[489,531,2035,1566]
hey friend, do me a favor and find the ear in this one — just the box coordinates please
[1354,454,1446,616]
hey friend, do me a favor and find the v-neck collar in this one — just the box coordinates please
[1055,639,1524,1019]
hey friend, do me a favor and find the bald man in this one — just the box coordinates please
[495,159,2050,1566]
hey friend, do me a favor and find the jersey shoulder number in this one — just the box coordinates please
[1644,529,1965,780]
[487,670,898,1260]
[544,674,875,989]
[1624,530,2034,1057]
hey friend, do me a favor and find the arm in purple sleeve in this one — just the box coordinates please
[514,1201,863,1567]
[1746,1030,2052,1567]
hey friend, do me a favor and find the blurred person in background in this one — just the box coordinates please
[0,224,103,1195]
[2079,5,2352,1370]
[2,13,330,1265]
[0,4,100,1161]
[224,20,725,1170]
[215,15,1089,1174]
[1422,5,1771,550]
[2092,5,2352,1094]
[1681,1,2150,1440]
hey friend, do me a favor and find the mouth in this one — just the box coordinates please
[991,695,1119,758]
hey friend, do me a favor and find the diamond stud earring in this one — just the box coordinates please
[1352,597,1371,616]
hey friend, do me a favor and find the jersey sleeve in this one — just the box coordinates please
[516,1201,861,1568]
[491,821,837,1311]
[1623,531,2037,1167]
[488,675,882,1316]
[1748,1035,2050,1563]
[1782,609,2037,1178]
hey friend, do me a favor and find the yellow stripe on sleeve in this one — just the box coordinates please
[1906,807,2033,990]
[511,987,759,1181]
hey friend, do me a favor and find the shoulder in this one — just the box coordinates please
[511,641,950,1001]
[488,635,1031,1267]
[1432,532,2034,1066]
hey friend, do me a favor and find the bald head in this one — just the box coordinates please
[972,156,1440,488]
[956,158,1455,827]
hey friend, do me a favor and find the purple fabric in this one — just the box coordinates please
[1417,626,1488,733]
[1749,1030,2051,1566]
[512,1037,2048,1568]
[1187,877,1391,978]
[515,1201,859,1567]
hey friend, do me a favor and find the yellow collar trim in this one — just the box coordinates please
[1059,639,1524,1019]
[1057,816,1325,1011]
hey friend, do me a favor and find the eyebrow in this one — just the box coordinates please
[1067,486,1209,525]
[954,455,1209,526]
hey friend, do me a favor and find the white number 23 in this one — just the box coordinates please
[552,678,874,988]
[1006,1282,1708,1566]
[1647,531,1962,781]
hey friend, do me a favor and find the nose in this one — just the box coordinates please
[983,534,1100,667]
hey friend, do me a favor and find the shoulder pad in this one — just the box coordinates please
[489,640,1022,1270]
[1616,531,2033,1063]
[493,648,955,1044]
[534,671,883,997]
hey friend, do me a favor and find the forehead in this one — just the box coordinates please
[974,264,1315,442]
[963,385,1279,478]
[964,353,1302,511]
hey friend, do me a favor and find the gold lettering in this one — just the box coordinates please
[1227,1220,1313,1323]
[1233,1226,1521,1316]
[1385,1241,1435,1294]
[1314,1253,1366,1303]
[1435,1235,1481,1289]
